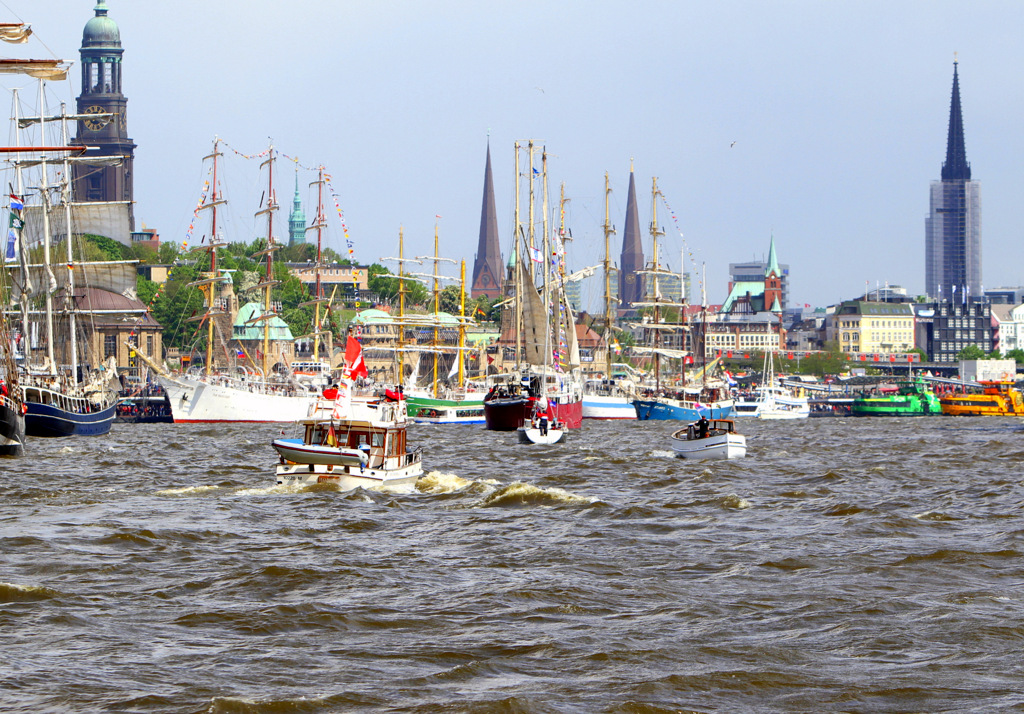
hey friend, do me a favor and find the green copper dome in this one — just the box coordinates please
[83,1,121,48]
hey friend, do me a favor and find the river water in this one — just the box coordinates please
[2,416,1024,713]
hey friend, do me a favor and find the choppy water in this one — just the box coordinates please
[3,416,1024,713]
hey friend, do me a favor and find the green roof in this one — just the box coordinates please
[351,308,393,325]
[233,302,294,341]
[721,281,765,313]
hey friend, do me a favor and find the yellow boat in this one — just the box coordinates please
[939,381,1024,416]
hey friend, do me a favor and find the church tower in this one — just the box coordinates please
[618,169,645,309]
[763,234,783,315]
[72,0,137,236]
[471,142,503,299]
[288,169,306,246]
[925,60,981,301]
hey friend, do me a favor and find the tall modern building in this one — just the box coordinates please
[71,0,137,241]
[618,170,645,309]
[925,60,981,301]
[471,143,503,299]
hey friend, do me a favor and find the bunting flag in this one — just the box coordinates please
[659,190,705,301]
[529,246,542,263]
[183,167,213,248]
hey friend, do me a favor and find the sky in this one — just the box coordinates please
[4,0,1024,312]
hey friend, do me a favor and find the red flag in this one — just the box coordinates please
[345,335,368,379]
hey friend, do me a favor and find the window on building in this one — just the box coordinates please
[104,334,117,359]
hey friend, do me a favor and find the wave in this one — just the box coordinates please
[0,581,62,603]
[481,481,597,508]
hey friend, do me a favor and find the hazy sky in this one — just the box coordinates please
[5,1,1024,310]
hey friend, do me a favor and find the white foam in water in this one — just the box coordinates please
[155,485,220,496]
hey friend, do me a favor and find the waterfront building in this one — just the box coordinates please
[71,0,136,243]
[471,143,503,299]
[925,61,981,301]
[288,170,306,247]
[285,262,370,302]
[76,288,162,380]
[826,301,915,356]
[989,304,1024,355]
[702,315,782,359]
[618,170,645,310]
[914,299,993,362]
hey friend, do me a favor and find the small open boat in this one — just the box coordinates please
[273,380,423,492]
[669,418,746,460]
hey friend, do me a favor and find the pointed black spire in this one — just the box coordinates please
[941,61,971,181]
[471,141,503,299]
[619,169,645,307]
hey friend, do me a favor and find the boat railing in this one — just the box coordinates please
[1,393,22,413]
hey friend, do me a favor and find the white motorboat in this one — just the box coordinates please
[669,418,746,460]
[273,379,423,492]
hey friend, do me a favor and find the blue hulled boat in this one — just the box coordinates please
[21,384,117,437]
[632,393,733,421]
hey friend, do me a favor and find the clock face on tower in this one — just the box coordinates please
[83,105,106,131]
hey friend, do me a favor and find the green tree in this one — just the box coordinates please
[437,284,466,314]
[1006,348,1024,365]
[956,344,986,361]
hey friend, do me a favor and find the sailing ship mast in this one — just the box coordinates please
[187,137,227,378]
[458,259,466,386]
[251,143,281,380]
[513,141,522,371]
[58,102,79,382]
[36,79,57,374]
[650,177,664,391]
[307,165,329,361]
[602,172,615,378]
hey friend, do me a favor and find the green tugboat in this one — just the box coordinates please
[851,378,941,416]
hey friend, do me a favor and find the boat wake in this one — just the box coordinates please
[155,485,221,496]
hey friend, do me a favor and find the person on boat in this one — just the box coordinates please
[322,382,339,400]
[696,415,710,439]
[535,396,552,436]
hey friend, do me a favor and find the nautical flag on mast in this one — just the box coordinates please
[344,334,368,380]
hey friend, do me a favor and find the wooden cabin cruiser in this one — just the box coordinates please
[273,382,422,492]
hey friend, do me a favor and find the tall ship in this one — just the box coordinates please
[851,377,941,417]
[5,66,119,437]
[394,224,484,425]
[939,380,1024,417]
[582,173,635,420]
[157,140,322,422]
[630,177,732,422]
[485,142,583,431]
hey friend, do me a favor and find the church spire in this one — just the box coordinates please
[288,167,305,246]
[471,141,503,299]
[941,59,971,181]
[765,233,780,278]
[618,168,645,308]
